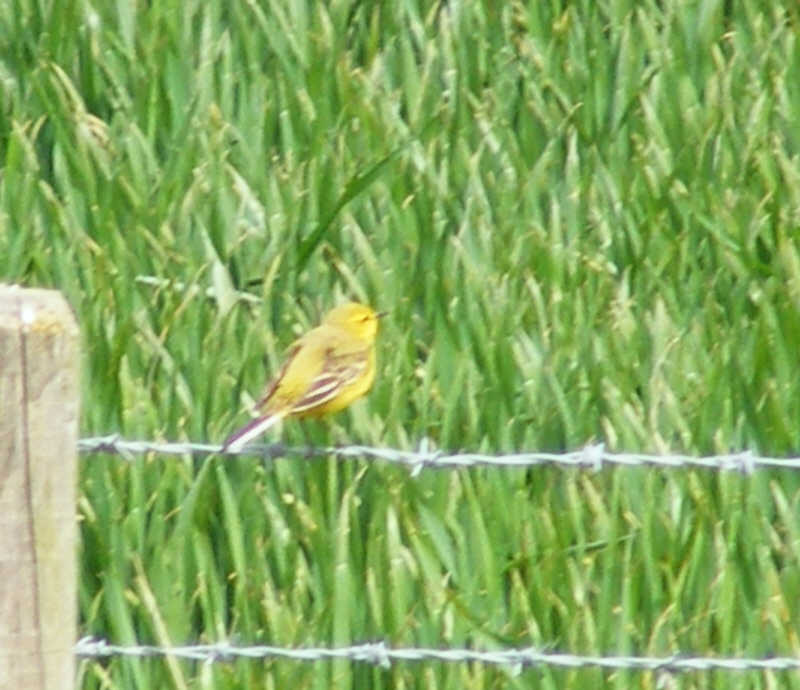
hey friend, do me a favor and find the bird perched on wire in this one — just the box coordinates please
[222,302,384,452]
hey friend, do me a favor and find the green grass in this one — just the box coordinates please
[3,0,800,688]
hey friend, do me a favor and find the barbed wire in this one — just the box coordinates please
[73,441,800,673]
[77,435,800,474]
[73,638,800,672]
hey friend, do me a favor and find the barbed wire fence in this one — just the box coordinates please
[74,435,800,674]
[79,435,800,473]
[73,637,800,672]
[9,290,799,688]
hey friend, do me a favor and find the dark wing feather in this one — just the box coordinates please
[289,349,369,414]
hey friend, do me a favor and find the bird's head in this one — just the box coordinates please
[324,302,383,341]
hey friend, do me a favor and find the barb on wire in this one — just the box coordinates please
[73,638,800,672]
[77,435,800,472]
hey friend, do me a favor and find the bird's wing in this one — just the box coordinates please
[289,347,370,414]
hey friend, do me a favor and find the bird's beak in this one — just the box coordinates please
[376,311,389,319]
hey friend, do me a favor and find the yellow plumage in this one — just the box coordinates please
[223,303,382,452]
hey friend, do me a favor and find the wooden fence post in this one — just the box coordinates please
[0,286,79,690]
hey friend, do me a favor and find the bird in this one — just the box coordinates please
[222,302,383,452]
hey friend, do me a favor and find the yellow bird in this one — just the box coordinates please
[223,302,383,452]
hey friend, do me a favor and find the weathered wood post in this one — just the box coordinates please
[0,286,79,690]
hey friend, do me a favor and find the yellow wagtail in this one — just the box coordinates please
[223,302,383,452]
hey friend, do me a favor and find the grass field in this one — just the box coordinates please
[3,0,800,688]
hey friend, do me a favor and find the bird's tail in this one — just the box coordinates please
[222,411,286,453]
